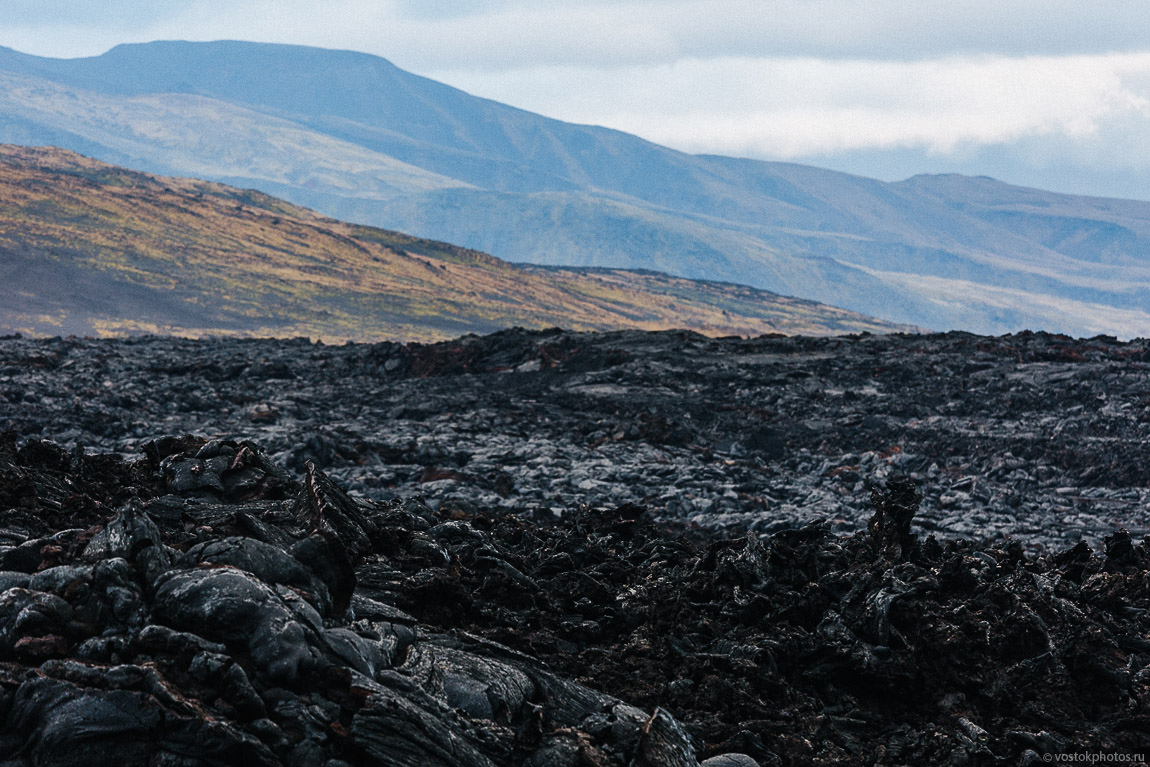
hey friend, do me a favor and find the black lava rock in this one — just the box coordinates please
[0,329,1147,764]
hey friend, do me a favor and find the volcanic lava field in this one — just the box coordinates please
[0,328,1148,765]
[6,328,1150,548]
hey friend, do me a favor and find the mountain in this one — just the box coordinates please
[0,40,1148,337]
[0,144,912,341]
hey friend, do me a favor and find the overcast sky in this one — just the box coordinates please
[3,1,1150,199]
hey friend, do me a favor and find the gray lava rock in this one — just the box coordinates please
[183,536,333,614]
[152,567,324,685]
[701,755,761,767]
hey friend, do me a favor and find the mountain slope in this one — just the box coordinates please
[2,41,1149,337]
[0,145,912,341]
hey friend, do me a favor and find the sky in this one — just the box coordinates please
[3,1,1150,200]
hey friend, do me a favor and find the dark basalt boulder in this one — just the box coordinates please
[181,536,334,614]
[152,566,328,686]
[5,665,280,767]
[290,531,356,616]
[148,437,297,503]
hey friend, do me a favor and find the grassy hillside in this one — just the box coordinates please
[0,145,913,341]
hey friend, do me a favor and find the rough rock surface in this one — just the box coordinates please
[0,328,1148,764]
[0,435,726,766]
[3,328,1149,548]
[0,434,1145,765]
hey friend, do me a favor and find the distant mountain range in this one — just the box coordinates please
[1,40,1148,338]
[0,145,912,340]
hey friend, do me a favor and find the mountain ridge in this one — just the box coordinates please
[0,144,914,341]
[1,41,1149,337]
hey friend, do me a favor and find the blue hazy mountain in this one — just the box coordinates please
[1,40,1148,337]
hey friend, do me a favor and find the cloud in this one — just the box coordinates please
[431,53,1150,161]
[3,0,1150,66]
[284,0,1150,71]
[0,0,174,26]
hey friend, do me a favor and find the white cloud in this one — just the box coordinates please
[263,0,1150,72]
[431,53,1150,161]
[4,0,1150,65]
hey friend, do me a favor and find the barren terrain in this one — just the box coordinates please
[0,329,1147,765]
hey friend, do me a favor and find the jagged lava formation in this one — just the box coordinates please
[0,328,1147,764]
[4,328,1149,547]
